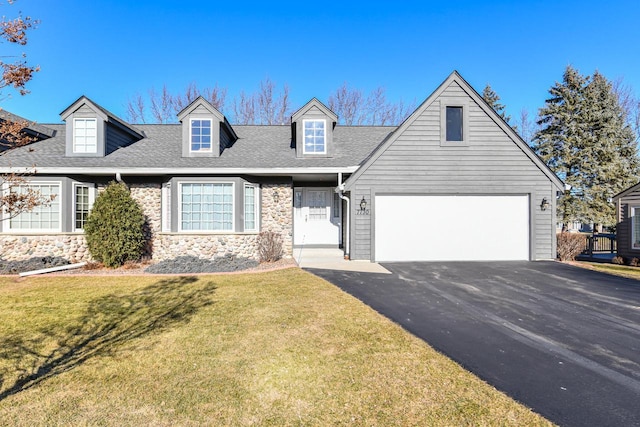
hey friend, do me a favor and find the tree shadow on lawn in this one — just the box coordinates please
[0,276,217,401]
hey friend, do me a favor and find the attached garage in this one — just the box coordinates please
[341,72,564,262]
[374,195,530,261]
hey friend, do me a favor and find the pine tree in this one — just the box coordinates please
[482,84,511,124]
[582,71,639,228]
[533,66,639,230]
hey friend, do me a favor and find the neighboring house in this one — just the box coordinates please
[0,110,56,151]
[612,182,640,259]
[0,72,563,263]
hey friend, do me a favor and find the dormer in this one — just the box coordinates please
[291,98,337,158]
[177,96,237,158]
[61,96,143,157]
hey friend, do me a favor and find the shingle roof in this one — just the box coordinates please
[0,123,394,171]
[0,110,56,138]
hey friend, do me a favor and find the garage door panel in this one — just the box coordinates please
[375,195,529,261]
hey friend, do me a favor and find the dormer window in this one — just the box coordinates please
[190,119,212,152]
[73,118,97,153]
[303,119,326,154]
[291,98,337,158]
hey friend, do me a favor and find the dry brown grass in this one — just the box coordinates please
[0,269,552,426]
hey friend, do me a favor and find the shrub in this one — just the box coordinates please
[257,231,283,262]
[84,182,146,268]
[612,255,624,265]
[629,257,640,267]
[556,232,585,261]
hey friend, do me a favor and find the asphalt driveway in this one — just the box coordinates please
[309,261,640,427]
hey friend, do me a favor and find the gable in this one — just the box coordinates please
[344,72,563,191]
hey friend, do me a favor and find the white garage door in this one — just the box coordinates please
[375,195,529,261]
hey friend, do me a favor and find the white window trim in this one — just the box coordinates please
[72,183,95,232]
[332,192,341,218]
[189,118,213,153]
[244,184,259,232]
[632,206,640,250]
[440,99,469,146]
[161,182,171,232]
[6,181,62,233]
[73,118,98,153]
[178,181,235,232]
[302,119,327,154]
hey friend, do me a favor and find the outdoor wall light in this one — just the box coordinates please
[273,190,280,203]
[360,197,367,211]
[540,197,550,211]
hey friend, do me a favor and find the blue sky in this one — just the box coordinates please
[2,0,640,124]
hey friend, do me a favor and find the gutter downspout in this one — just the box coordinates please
[337,172,350,260]
[115,172,129,190]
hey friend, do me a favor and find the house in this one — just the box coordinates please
[0,72,563,263]
[612,182,640,260]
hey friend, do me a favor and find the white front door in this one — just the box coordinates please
[293,187,341,246]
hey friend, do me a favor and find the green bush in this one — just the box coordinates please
[84,182,146,268]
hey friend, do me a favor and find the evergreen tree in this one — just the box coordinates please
[582,71,639,228]
[482,84,511,124]
[533,66,639,230]
[84,182,146,267]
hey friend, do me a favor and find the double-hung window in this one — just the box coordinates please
[632,207,640,249]
[180,183,233,231]
[303,119,326,154]
[9,183,61,231]
[74,184,93,231]
[244,184,258,231]
[73,118,97,153]
[190,119,212,152]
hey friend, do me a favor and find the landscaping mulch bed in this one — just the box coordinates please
[0,256,297,276]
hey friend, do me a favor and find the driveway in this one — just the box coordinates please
[308,261,640,427]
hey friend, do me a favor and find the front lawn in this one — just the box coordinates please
[0,269,551,426]
[573,261,640,280]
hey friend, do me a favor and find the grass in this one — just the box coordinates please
[0,268,551,426]
[575,261,640,279]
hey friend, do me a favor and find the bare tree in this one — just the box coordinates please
[516,108,538,146]
[125,83,227,123]
[126,93,146,124]
[0,1,53,220]
[328,83,363,125]
[329,83,413,126]
[612,77,640,142]
[0,0,38,97]
[148,85,174,124]
[256,77,290,125]
[232,91,255,125]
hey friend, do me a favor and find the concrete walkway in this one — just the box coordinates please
[294,247,390,273]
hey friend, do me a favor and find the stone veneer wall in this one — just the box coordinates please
[260,183,293,258]
[0,235,91,262]
[0,181,294,262]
